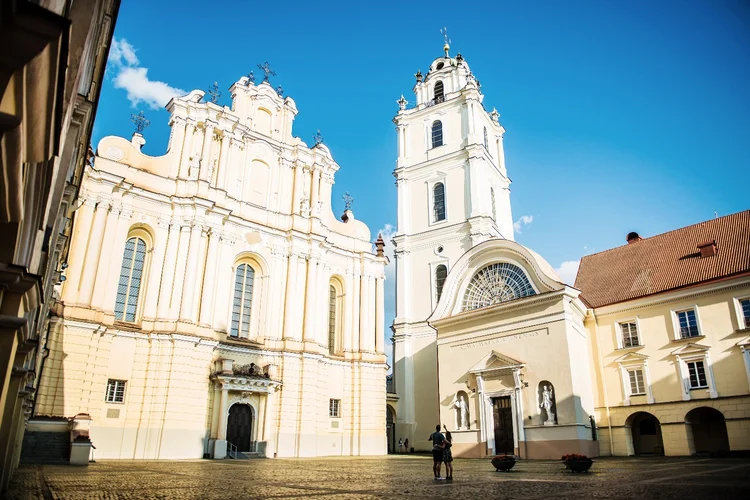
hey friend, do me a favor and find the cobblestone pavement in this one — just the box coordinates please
[5,455,750,499]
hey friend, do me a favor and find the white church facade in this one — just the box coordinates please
[34,74,389,459]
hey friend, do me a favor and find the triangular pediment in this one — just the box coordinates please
[614,351,649,364]
[670,342,710,356]
[469,350,525,374]
[736,336,750,348]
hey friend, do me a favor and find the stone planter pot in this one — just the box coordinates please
[563,458,593,473]
[70,442,92,466]
[491,458,516,471]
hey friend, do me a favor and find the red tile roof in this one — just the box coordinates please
[575,210,750,308]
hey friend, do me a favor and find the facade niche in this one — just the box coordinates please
[537,381,557,425]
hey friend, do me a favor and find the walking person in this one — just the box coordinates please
[398,438,403,453]
[442,425,454,481]
[428,424,445,480]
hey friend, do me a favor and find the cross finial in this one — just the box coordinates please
[257,62,276,83]
[343,192,353,211]
[207,82,221,103]
[130,111,150,134]
[246,71,255,85]
[440,27,451,46]
[313,129,324,145]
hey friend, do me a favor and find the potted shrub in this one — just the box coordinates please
[490,454,516,472]
[562,453,593,473]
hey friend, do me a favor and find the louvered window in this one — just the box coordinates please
[434,81,445,103]
[433,182,446,222]
[435,265,448,302]
[114,237,147,322]
[231,264,255,337]
[431,120,443,148]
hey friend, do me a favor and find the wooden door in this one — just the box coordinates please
[492,396,514,454]
[226,404,253,452]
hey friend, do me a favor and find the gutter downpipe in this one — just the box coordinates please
[590,309,614,456]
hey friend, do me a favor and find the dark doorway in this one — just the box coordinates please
[686,407,729,455]
[492,396,514,454]
[386,406,395,454]
[227,404,253,452]
[628,412,664,455]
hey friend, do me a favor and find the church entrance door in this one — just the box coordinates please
[492,396,514,454]
[227,404,253,452]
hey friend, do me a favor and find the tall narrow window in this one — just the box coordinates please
[483,127,488,149]
[435,265,448,302]
[434,81,444,103]
[676,309,700,338]
[490,187,496,221]
[628,369,645,395]
[687,360,708,388]
[231,263,255,337]
[620,322,640,347]
[328,285,337,354]
[114,236,147,322]
[433,182,446,222]
[431,120,443,148]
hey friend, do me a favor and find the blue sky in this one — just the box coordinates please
[96,0,750,349]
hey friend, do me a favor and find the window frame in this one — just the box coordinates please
[614,318,642,349]
[105,379,127,404]
[673,347,718,400]
[430,261,449,309]
[426,176,449,227]
[617,356,654,405]
[627,368,646,396]
[327,279,344,356]
[483,126,488,150]
[113,230,152,325]
[230,262,256,338]
[733,295,750,331]
[433,80,445,104]
[430,120,444,149]
[670,306,703,340]
[329,398,341,418]
[686,360,708,389]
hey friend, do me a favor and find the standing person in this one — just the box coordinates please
[443,425,454,481]
[428,425,445,480]
[404,438,409,453]
[398,438,403,453]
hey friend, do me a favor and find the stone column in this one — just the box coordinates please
[168,117,187,178]
[199,230,220,326]
[100,209,133,313]
[157,222,180,318]
[375,277,385,354]
[282,254,298,341]
[477,375,486,443]
[89,205,122,309]
[191,227,209,321]
[61,197,96,303]
[303,257,318,344]
[223,135,241,194]
[293,255,307,341]
[310,169,321,212]
[78,201,111,305]
[141,219,170,320]
[351,272,361,352]
[212,233,235,331]
[178,120,196,178]
[217,387,229,439]
[179,224,203,322]
[216,132,230,189]
[200,122,215,181]
[359,275,371,352]
[292,164,304,214]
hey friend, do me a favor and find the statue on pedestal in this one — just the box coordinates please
[539,384,556,425]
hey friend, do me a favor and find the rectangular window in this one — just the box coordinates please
[620,322,640,348]
[105,379,127,403]
[687,361,708,389]
[741,298,750,329]
[676,309,700,338]
[329,399,341,418]
[628,369,645,395]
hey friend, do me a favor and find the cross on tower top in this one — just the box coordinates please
[130,111,150,134]
[257,62,276,83]
[207,82,221,103]
[343,192,353,211]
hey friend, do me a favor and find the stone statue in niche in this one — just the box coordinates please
[452,392,470,430]
[538,382,557,425]
[188,156,200,179]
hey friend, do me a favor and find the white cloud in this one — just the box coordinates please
[107,38,185,110]
[513,215,534,233]
[555,260,580,286]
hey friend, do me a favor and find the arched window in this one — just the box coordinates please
[435,264,448,302]
[231,263,255,337]
[328,285,337,354]
[433,182,446,222]
[483,127,488,149]
[462,262,536,311]
[490,187,496,221]
[431,120,443,148]
[114,236,148,322]
[434,81,444,103]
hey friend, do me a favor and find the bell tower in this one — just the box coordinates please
[391,40,513,449]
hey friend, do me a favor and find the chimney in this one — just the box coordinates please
[697,240,717,258]
[626,232,642,244]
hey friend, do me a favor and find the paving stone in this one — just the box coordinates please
[5,456,750,499]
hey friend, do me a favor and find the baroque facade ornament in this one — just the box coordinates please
[461,262,536,312]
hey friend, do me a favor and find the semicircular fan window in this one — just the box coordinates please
[461,263,536,312]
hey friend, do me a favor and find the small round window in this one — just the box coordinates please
[436,62,444,70]
[435,245,444,255]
